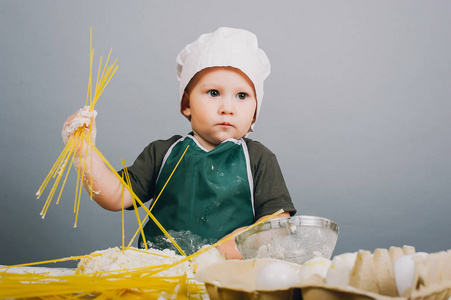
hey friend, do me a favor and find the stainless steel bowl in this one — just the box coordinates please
[236,215,339,265]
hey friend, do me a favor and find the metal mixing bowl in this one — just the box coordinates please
[236,215,339,265]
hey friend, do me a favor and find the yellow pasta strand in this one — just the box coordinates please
[36,138,73,199]
[95,55,103,98]
[120,157,148,250]
[86,28,93,107]
[73,136,92,228]
[150,144,189,212]
[74,137,84,216]
[126,214,149,248]
[55,139,78,205]
[90,130,94,199]
[121,173,125,254]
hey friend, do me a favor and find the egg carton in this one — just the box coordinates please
[306,246,451,300]
[195,247,451,300]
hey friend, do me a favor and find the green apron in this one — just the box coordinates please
[139,135,254,254]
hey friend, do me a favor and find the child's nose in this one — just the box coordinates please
[219,97,235,115]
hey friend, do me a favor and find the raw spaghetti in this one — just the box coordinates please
[36,27,118,228]
[0,211,284,299]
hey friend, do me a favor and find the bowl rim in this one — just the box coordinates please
[236,215,339,244]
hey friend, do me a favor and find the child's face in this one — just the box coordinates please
[182,67,257,150]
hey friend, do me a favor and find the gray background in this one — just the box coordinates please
[1,1,450,268]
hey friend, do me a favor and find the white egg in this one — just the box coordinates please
[298,257,332,281]
[394,252,428,296]
[325,252,357,286]
[255,261,300,290]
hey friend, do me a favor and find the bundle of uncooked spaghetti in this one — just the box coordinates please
[36,28,118,229]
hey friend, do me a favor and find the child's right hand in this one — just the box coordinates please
[62,106,97,145]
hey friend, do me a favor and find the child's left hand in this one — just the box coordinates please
[217,227,245,259]
[217,212,291,259]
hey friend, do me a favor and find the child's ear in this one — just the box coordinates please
[252,109,257,123]
[182,106,191,118]
[181,91,192,118]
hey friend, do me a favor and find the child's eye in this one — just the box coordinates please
[236,92,248,100]
[207,90,220,97]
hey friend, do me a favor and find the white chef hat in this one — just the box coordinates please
[176,27,271,132]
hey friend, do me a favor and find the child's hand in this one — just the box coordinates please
[217,213,291,259]
[62,106,97,145]
[217,227,246,260]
